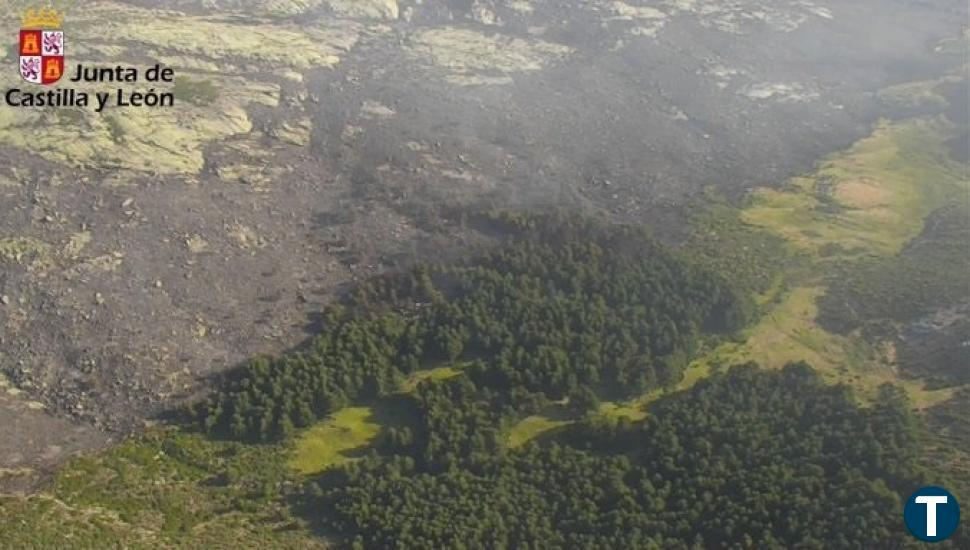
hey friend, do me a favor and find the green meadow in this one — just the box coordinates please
[289,406,383,475]
[506,415,572,449]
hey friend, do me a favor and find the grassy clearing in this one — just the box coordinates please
[506,415,572,449]
[693,286,954,408]
[290,364,466,474]
[600,359,717,421]
[400,364,465,393]
[516,359,718,445]
[743,117,966,259]
[289,406,382,475]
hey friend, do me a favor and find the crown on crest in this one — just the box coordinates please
[21,7,63,29]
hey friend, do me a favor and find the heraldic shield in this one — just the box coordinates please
[19,8,65,85]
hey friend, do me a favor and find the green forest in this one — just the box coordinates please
[183,211,962,548]
[318,364,930,549]
[198,213,749,442]
[1,209,963,548]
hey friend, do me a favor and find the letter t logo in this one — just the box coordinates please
[915,496,948,537]
[904,486,960,542]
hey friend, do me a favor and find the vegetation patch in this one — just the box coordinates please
[819,203,970,334]
[742,117,965,259]
[506,415,571,448]
[581,115,968,419]
[2,183,964,546]
[0,236,51,266]
[400,364,465,393]
[289,406,382,475]
[685,195,791,306]
[316,365,950,548]
[199,212,749,442]
[599,359,717,422]
[694,286,954,408]
[684,116,970,408]
[0,429,324,548]
[326,0,398,19]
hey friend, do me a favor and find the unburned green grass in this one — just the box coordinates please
[400,364,465,393]
[289,406,382,475]
[506,415,572,448]
[743,117,966,259]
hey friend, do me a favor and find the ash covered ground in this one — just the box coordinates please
[0,0,965,491]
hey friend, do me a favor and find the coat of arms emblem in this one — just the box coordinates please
[19,8,65,85]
